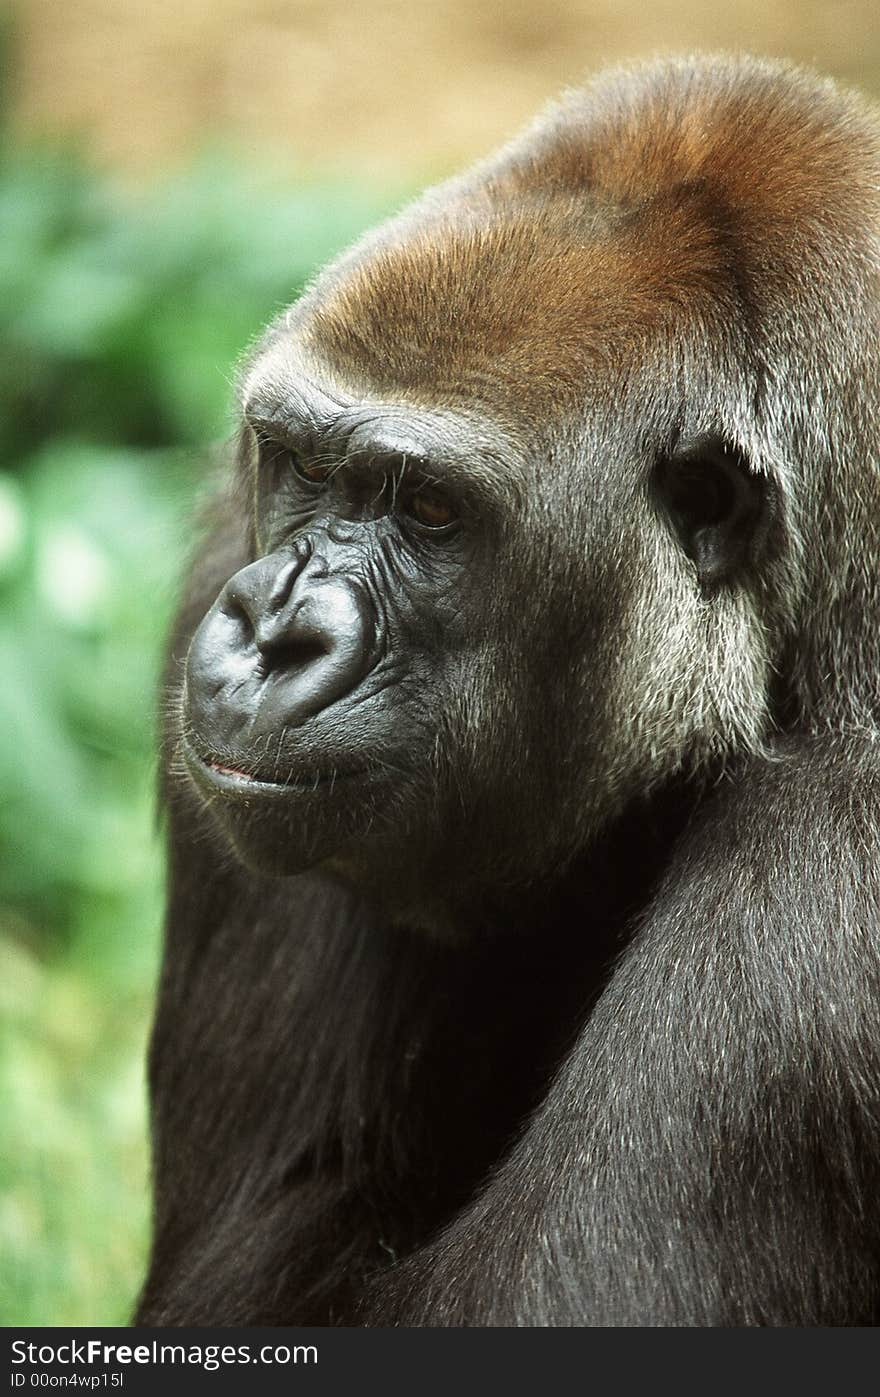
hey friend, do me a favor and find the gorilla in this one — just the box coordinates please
[136,55,880,1326]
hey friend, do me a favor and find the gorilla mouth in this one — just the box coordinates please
[183,739,370,796]
[209,760,261,781]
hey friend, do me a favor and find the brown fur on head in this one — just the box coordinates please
[291,56,879,404]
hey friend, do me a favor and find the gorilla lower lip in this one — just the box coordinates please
[188,748,284,792]
[209,760,258,781]
[184,740,368,796]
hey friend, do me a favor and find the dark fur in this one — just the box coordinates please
[137,56,880,1326]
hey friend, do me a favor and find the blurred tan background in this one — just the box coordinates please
[10,0,880,181]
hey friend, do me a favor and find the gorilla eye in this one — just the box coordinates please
[403,486,458,531]
[655,438,767,587]
[289,451,334,486]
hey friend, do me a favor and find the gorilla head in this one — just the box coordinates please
[179,55,880,926]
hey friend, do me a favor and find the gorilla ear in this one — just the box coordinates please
[655,437,768,587]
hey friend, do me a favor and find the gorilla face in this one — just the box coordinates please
[181,338,774,918]
[182,396,486,888]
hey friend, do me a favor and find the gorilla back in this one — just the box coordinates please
[138,55,880,1325]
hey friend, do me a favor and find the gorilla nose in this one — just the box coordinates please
[189,551,375,735]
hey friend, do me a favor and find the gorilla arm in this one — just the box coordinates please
[362,738,880,1327]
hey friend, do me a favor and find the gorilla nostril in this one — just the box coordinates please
[254,597,331,664]
[265,637,331,674]
[296,638,331,664]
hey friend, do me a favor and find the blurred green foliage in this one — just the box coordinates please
[0,129,402,1323]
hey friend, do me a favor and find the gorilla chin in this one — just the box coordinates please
[182,734,399,876]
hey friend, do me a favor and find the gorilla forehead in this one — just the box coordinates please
[295,201,735,417]
[275,54,877,425]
